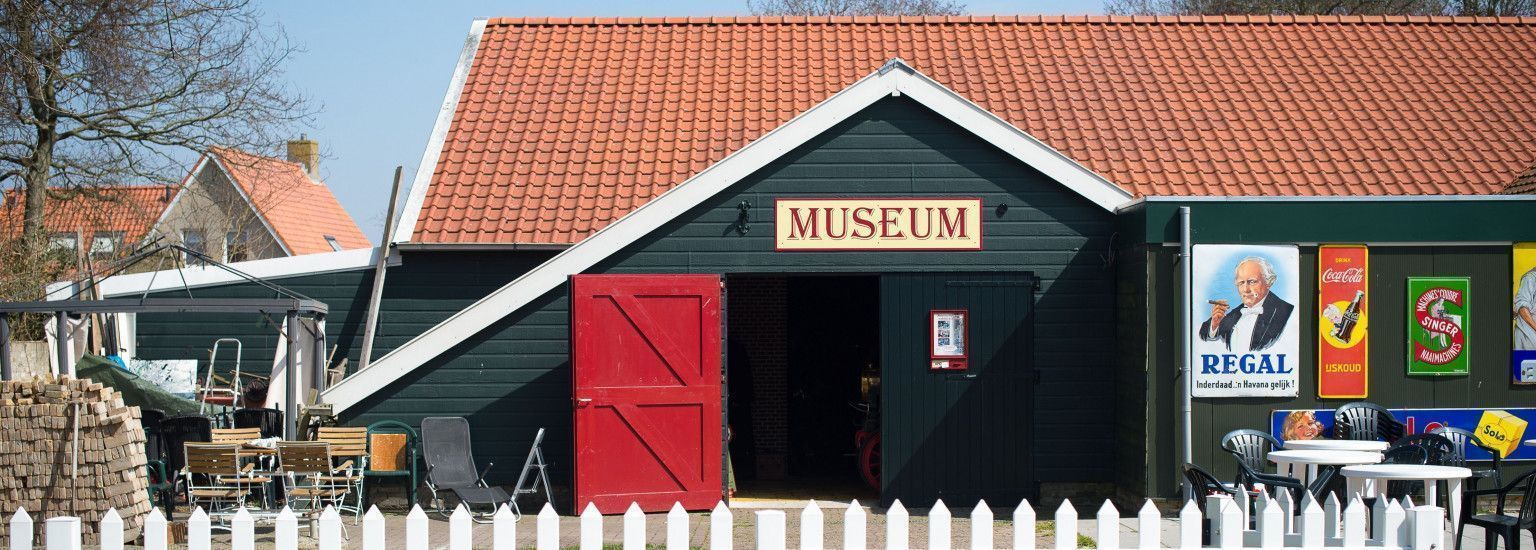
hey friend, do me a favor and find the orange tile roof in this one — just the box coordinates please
[0,186,169,247]
[414,15,1536,245]
[1508,163,1536,194]
[209,147,372,255]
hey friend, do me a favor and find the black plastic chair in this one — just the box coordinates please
[422,417,510,521]
[1234,458,1336,502]
[1221,429,1283,473]
[1389,433,1458,466]
[1456,469,1536,550]
[159,415,213,499]
[232,408,284,439]
[1431,426,1504,490]
[1333,402,1404,442]
[141,408,167,463]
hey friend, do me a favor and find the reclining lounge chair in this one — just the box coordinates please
[422,416,511,521]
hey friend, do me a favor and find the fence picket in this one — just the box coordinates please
[537,503,559,550]
[365,506,388,549]
[1137,499,1160,549]
[929,499,951,550]
[1298,492,1324,548]
[43,516,79,550]
[1094,500,1118,550]
[493,505,516,550]
[755,510,787,550]
[887,499,910,550]
[1371,494,1388,540]
[711,500,733,550]
[9,509,30,550]
[1276,488,1295,534]
[801,500,824,550]
[1212,495,1241,549]
[1177,499,1200,550]
[1324,492,1340,540]
[970,499,994,550]
[1408,505,1443,550]
[187,507,210,550]
[1013,499,1035,550]
[668,502,690,550]
[450,505,473,550]
[1258,496,1283,548]
[230,508,254,550]
[98,507,122,550]
[318,506,343,550]
[1341,497,1366,548]
[1053,500,1077,550]
[624,502,647,550]
[275,507,298,550]
[1381,499,1405,548]
[845,500,868,550]
[580,503,603,550]
[407,504,430,550]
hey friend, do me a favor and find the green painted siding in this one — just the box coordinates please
[1127,200,1536,245]
[1112,244,1149,499]
[1135,244,1536,497]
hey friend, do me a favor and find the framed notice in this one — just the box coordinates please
[1407,277,1470,376]
[930,310,968,371]
[1191,244,1301,397]
[1514,243,1536,384]
[1318,245,1368,398]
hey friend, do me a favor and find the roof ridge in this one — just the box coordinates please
[483,14,1536,26]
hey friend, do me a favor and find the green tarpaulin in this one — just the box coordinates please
[75,355,203,416]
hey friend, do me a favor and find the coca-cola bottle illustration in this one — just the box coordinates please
[1332,290,1365,342]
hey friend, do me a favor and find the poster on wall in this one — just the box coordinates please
[930,310,968,371]
[1407,277,1470,376]
[1272,407,1534,461]
[1191,244,1300,397]
[1514,243,1536,385]
[1318,245,1369,398]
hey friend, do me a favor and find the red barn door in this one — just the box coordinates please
[571,274,724,513]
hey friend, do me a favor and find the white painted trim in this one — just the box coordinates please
[1119,194,1536,210]
[391,18,487,245]
[321,59,1134,412]
[45,247,384,300]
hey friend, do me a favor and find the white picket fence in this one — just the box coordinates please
[7,491,1446,549]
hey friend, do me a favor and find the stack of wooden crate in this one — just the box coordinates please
[0,374,151,544]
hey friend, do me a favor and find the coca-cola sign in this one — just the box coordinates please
[1318,246,1369,398]
[1408,277,1470,376]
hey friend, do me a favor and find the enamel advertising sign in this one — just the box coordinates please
[1514,243,1536,385]
[1191,244,1301,397]
[1407,277,1470,376]
[1318,245,1369,398]
[774,198,982,251]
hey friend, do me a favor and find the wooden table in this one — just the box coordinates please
[1268,450,1382,487]
[1341,464,1472,526]
[1282,439,1391,452]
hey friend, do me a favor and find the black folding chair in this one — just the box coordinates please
[422,417,511,522]
[232,408,285,439]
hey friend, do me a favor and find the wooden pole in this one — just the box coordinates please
[1,315,12,380]
[358,167,403,370]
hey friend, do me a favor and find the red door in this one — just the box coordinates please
[571,274,724,513]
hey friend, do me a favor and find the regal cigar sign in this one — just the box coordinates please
[774,198,983,250]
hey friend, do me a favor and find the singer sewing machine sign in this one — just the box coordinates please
[774,198,983,251]
[1190,244,1301,397]
[1407,277,1470,376]
[1318,245,1369,398]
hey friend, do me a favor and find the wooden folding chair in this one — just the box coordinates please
[316,426,368,520]
[183,443,269,524]
[211,427,262,444]
[278,442,355,517]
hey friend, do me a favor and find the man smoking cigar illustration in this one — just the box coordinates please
[1200,256,1295,353]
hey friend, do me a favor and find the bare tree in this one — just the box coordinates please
[0,0,312,255]
[1105,0,1531,14]
[749,0,966,16]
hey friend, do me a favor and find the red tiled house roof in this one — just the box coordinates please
[0,186,169,246]
[208,147,372,255]
[410,15,1536,245]
[1509,163,1536,194]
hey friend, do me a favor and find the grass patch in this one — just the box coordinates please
[1077,534,1097,548]
[1036,520,1055,536]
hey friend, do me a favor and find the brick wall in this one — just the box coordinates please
[728,276,789,479]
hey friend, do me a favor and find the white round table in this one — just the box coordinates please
[1268,450,1382,487]
[1283,439,1391,452]
[1340,464,1472,527]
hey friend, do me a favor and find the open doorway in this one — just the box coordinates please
[726,274,879,504]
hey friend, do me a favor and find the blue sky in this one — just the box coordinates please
[261,0,1102,238]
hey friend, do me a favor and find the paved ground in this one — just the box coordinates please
[195,502,1523,549]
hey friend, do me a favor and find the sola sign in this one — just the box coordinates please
[1407,277,1470,376]
[1318,246,1368,398]
[774,198,982,250]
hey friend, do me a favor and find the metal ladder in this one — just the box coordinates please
[197,338,243,415]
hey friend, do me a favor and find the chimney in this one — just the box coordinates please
[287,135,321,181]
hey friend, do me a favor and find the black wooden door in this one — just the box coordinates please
[879,272,1037,508]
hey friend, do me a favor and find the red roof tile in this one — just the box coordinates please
[1508,163,1536,194]
[0,186,169,246]
[209,148,372,255]
[415,15,1536,244]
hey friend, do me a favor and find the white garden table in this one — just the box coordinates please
[1268,449,1382,487]
[1341,464,1472,527]
[1282,439,1391,452]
